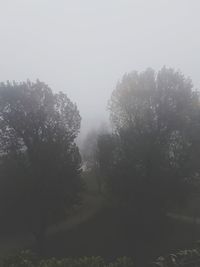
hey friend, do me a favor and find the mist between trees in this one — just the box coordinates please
[1,67,200,260]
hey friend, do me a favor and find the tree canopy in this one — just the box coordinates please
[0,80,83,247]
[98,67,200,220]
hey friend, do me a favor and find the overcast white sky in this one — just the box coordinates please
[0,0,200,135]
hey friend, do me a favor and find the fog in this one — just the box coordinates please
[2,1,200,262]
[0,0,200,135]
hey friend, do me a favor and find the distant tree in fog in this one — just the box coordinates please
[81,129,99,171]
[0,80,83,251]
[81,123,109,193]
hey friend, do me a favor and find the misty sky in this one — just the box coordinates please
[1,0,200,135]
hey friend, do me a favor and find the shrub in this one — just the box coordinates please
[2,252,134,267]
[152,247,200,267]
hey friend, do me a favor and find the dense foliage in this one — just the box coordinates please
[97,67,200,219]
[3,247,200,267]
[152,247,200,267]
[0,81,83,247]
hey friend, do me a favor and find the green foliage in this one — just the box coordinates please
[0,80,83,245]
[2,252,134,267]
[99,67,200,218]
[152,248,200,267]
[4,248,200,267]
[2,250,37,267]
[107,257,134,267]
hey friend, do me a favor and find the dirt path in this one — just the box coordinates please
[0,194,104,257]
[48,194,104,235]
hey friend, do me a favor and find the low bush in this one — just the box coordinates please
[4,244,200,267]
[152,245,200,267]
[1,251,134,267]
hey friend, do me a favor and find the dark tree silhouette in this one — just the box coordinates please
[99,67,200,222]
[0,80,83,251]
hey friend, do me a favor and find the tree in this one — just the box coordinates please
[81,123,109,193]
[0,80,83,250]
[96,133,116,194]
[81,129,99,171]
[102,67,200,221]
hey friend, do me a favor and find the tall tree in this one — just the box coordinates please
[103,67,200,220]
[0,80,83,250]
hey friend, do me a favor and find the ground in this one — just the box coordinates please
[1,173,200,267]
[42,207,200,266]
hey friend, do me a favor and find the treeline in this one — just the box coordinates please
[1,67,200,253]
